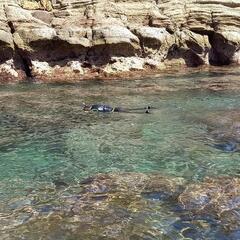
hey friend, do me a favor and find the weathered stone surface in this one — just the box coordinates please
[0,0,239,82]
[104,57,145,74]
[20,0,53,11]
[168,29,211,66]
[133,27,173,49]
[0,59,25,83]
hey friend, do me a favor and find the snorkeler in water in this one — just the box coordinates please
[83,104,151,113]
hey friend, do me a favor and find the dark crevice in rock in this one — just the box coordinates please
[8,21,15,34]
[189,14,232,66]
[165,28,175,34]
[185,29,236,66]
[167,45,205,67]
[185,40,204,54]
[0,43,14,64]
[7,21,33,78]
[86,42,139,66]
[208,33,236,66]
[20,56,33,78]
[190,29,214,36]
[184,50,205,67]
[139,40,146,57]
[0,7,14,64]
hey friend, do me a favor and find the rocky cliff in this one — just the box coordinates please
[0,0,239,83]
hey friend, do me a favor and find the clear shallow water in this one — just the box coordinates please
[1,68,240,239]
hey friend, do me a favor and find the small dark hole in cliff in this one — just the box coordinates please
[190,29,214,36]
[185,41,203,54]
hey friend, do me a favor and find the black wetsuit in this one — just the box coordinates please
[90,104,114,112]
[88,104,150,113]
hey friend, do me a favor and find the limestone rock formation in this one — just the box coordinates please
[0,0,239,83]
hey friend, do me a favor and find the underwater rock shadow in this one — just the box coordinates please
[2,172,240,240]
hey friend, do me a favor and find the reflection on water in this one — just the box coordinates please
[0,67,240,239]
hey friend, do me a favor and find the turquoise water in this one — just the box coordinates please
[1,68,240,239]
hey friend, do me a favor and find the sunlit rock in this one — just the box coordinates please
[104,57,145,74]
[0,0,239,82]
[179,176,240,232]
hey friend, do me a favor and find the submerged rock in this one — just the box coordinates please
[195,110,240,152]
[2,172,240,239]
[213,141,239,152]
[0,172,185,239]
[71,172,185,215]
[178,177,240,232]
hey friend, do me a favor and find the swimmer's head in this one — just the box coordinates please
[83,105,92,111]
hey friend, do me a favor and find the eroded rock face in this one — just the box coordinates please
[0,0,239,83]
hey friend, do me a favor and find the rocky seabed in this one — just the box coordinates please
[1,172,240,239]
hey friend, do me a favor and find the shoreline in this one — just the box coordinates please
[1,64,239,84]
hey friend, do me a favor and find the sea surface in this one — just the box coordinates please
[0,67,240,239]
